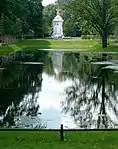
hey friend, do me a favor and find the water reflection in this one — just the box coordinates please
[0,51,118,129]
[0,51,47,128]
[62,53,118,129]
[51,51,64,80]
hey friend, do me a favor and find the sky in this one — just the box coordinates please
[42,0,56,6]
[38,73,76,129]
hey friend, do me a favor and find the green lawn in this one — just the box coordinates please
[0,131,118,149]
[0,39,118,55]
[17,39,99,50]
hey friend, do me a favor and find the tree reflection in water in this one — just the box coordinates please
[62,53,118,129]
[0,51,48,128]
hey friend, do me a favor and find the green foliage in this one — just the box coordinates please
[27,0,43,37]
[66,0,118,48]
[10,18,22,36]
[0,0,43,37]
[43,4,56,37]
[0,14,4,35]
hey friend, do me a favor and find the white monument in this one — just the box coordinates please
[52,9,64,39]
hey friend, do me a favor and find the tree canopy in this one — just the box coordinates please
[65,0,118,48]
[0,0,43,37]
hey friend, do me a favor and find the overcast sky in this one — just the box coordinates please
[42,0,56,6]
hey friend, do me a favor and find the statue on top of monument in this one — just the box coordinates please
[56,8,61,15]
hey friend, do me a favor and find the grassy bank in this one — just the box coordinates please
[0,131,118,149]
[0,46,14,55]
[0,39,118,55]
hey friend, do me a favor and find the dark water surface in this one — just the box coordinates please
[0,50,118,129]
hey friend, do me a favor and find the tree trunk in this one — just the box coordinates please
[102,34,108,48]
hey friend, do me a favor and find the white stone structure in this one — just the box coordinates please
[52,9,64,38]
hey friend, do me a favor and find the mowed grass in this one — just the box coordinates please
[0,39,118,55]
[15,39,118,51]
[17,39,99,50]
[0,131,118,149]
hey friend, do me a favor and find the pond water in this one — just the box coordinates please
[0,50,118,129]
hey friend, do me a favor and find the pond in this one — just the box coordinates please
[0,50,118,129]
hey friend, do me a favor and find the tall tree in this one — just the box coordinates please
[43,4,56,37]
[0,0,44,37]
[67,0,118,48]
[28,0,43,37]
